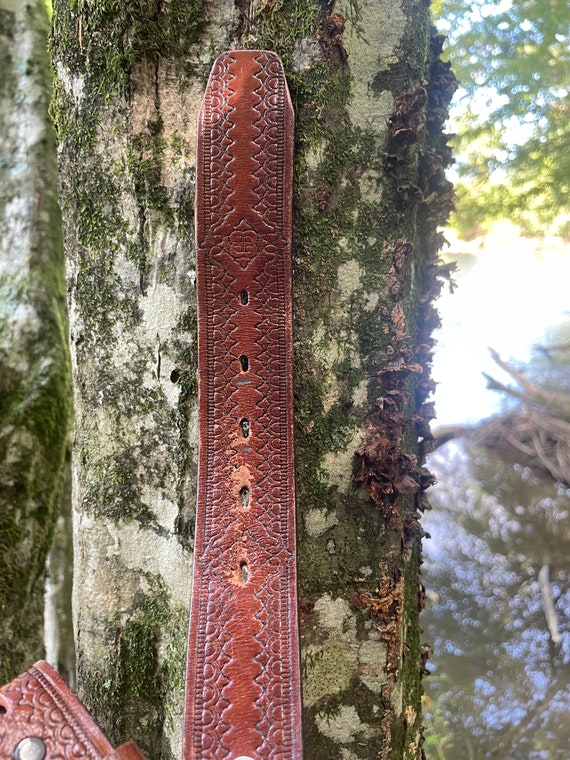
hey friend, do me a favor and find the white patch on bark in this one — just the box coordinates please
[303,640,357,707]
[303,594,360,705]
[339,0,406,130]
[141,283,183,337]
[304,508,339,538]
[360,168,383,203]
[304,143,326,171]
[321,429,365,493]
[292,37,322,73]
[340,752,363,760]
[314,593,356,637]
[1,302,41,361]
[316,259,373,489]
[72,507,189,657]
[392,677,404,716]
[138,282,189,406]
[358,639,388,692]
[202,0,238,54]
[55,61,85,106]
[72,512,137,652]
[107,521,190,608]
[314,258,366,415]
[336,259,362,300]
[315,705,365,744]
[1,198,32,272]
[353,377,368,405]
[141,489,179,533]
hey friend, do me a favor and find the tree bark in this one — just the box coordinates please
[0,0,72,682]
[51,1,453,757]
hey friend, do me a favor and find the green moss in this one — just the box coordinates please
[52,76,189,530]
[256,0,320,60]
[80,451,153,522]
[400,548,425,738]
[75,377,181,524]
[84,574,187,757]
[0,8,15,38]
[294,369,359,526]
[298,491,387,598]
[58,149,133,339]
[52,0,207,101]
[127,125,173,224]
[51,1,202,345]
[118,620,160,699]
[175,180,196,241]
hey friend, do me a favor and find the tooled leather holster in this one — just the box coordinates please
[0,50,301,760]
[0,661,144,760]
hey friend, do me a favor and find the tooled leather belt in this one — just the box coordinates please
[183,50,303,759]
[0,50,302,760]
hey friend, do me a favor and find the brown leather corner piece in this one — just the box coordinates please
[184,50,303,759]
[104,743,146,760]
[0,662,145,760]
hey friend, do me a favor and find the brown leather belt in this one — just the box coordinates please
[0,50,301,760]
[183,50,303,760]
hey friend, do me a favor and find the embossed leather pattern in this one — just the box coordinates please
[0,661,144,760]
[184,51,303,759]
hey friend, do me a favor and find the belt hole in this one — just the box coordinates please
[239,486,250,508]
[239,354,249,372]
[240,561,250,583]
[240,290,249,305]
[240,418,250,438]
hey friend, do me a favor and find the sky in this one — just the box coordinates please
[431,222,570,426]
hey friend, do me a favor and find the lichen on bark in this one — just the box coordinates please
[284,2,450,757]
[0,0,72,682]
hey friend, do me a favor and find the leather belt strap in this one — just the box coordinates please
[183,51,303,760]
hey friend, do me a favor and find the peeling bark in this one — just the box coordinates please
[51,1,454,757]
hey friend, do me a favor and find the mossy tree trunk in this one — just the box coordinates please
[0,0,72,682]
[51,1,454,758]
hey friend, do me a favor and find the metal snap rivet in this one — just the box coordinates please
[14,737,46,760]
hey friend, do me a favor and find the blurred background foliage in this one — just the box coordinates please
[431,0,570,238]
[423,435,570,759]
[424,2,570,755]
[424,324,570,760]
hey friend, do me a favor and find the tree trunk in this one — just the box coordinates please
[0,0,72,682]
[51,1,453,757]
